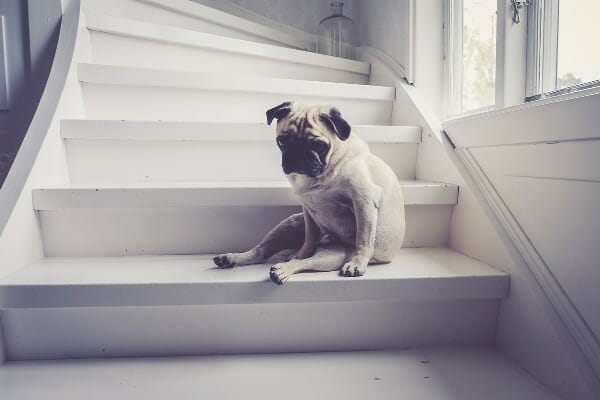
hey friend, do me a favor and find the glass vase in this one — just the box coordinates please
[317,2,358,60]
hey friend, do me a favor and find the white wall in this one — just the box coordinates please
[358,0,406,67]
[358,0,443,117]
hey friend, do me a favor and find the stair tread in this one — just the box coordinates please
[0,248,508,308]
[61,120,422,143]
[0,347,559,400]
[86,13,369,74]
[32,180,459,209]
[78,63,395,100]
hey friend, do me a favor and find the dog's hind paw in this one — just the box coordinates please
[340,261,367,277]
[213,254,236,268]
[269,264,290,285]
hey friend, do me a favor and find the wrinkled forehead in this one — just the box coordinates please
[276,104,330,136]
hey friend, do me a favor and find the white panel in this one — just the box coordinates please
[1,299,499,360]
[81,83,393,124]
[472,139,600,345]
[471,140,600,182]
[65,140,418,182]
[38,204,452,256]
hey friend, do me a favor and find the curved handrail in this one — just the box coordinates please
[0,0,81,236]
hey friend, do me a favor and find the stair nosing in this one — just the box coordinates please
[32,181,459,209]
[0,248,509,308]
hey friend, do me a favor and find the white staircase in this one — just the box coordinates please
[0,1,560,398]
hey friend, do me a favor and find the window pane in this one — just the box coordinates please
[557,0,600,89]
[462,0,496,111]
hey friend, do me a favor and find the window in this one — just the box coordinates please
[445,0,600,116]
[445,0,498,116]
[527,0,600,100]
[555,0,600,90]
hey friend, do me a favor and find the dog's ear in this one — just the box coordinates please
[320,107,351,140]
[266,101,293,125]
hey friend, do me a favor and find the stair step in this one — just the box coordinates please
[86,13,369,84]
[0,248,506,308]
[33,182,457,256]
[0,249,508,360]
[33,181,457,209]
[82,0,315,51]
[61,120,421,182]
[78,64,395,124]
[0,347,559,399]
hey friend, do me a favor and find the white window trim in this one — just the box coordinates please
[443,0,464,117]
[444,0,600,120]
[526,0,559,98]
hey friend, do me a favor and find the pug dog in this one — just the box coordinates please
[213,102,406,284]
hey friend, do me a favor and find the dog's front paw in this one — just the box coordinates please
[269,264,291,285]
[340,260,367,277]
[213,254,236,268]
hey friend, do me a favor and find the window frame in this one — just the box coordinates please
[526,0,600,101]
[444,0,599,119]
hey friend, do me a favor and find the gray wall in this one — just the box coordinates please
[0,0,60,185]
[0,0,29,154]
[193,0,360,36]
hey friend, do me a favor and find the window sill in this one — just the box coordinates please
[443,84,600,126]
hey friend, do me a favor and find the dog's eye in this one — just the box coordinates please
[313,140,329,154]
[276,136,287,148]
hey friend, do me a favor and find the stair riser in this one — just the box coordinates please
[81,83,393,124]
[89,32,368,84]
[65,140,418,182]
[1,299,498,360]
[82,0,311,50]
[39,205,451,256]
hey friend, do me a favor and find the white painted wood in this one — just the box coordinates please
[33,182,456,255]
[2,300,498,361]
[471,142,600,352]
[37,204,452,256]
[33,181,457,209]
[443,88,600,148]
[445,89,600,398]
[64,139,419,182]
[85,14,368,84]
[78,63,394,124]
[82,0,315,50]
[61,121,420,182]
[0,248,508,308]
[445,89,600,389]
[61,120,421,142]
[0,347,560,399]
[61,121,421,182]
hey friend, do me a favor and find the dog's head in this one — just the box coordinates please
[266,101,351,177]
